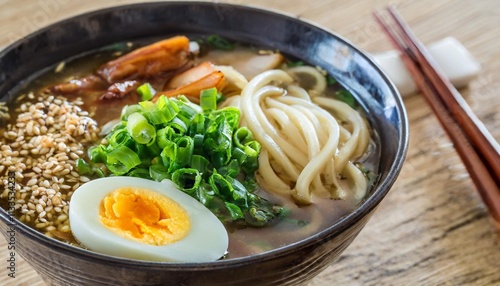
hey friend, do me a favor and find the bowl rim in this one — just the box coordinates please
[0,1,409,270]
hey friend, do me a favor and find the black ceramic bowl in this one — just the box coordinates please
[0,2,408,285]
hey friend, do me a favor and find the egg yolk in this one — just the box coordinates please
[99,187,191,246]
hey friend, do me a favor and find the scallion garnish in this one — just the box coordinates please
[81,87,283,227]
[136,82,156,101]
[106,145,141,175]
[126,113,156,144]
[206,35,235,50]
[335,89,358,109]
[200,87,218,112]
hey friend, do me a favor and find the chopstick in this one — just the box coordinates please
[373,6,500,230]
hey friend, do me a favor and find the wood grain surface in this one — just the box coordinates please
[1,0,499,285]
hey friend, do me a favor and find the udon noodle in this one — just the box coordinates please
[223,66,370,204]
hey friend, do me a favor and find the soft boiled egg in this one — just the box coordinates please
[69,176,229,262]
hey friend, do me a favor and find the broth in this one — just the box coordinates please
[0,37,379,259]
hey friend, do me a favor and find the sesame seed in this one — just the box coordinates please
[27,178,37,186]
[42,180,51,188]
[1,92,101,238]
[57,214,68,222]
[26,122,33,134]
[53,165,64,173]
[52,197,62,206]
[39,211,46,218]
[36,222,47,229]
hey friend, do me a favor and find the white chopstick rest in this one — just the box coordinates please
[372,37,481,96]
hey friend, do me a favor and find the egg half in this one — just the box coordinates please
[69,176,229,262]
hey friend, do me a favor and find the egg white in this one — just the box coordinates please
[69,176,229,262]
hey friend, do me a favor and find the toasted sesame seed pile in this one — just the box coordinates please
[0,92,100,241]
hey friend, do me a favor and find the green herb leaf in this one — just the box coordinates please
[335,89,358,109]
[206,35,235,50]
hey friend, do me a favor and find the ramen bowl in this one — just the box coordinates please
[0,2,408,285]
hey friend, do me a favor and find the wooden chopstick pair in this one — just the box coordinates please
[373,6,500,230]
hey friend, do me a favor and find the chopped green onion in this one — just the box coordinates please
[156,126,175,149]
[175,136,194,167]
[206,35,234,50]
[136,83,156,101]
[149,164,170,182]
[234,127,254,148]
[88,145,107,163]
[335,89,358,109]
[138,100,156,111]
[146,95,179,124]
[287,60,304,67]
[196,183,215,206]
[224,202,244,220]
[209,172,247,206]
[171,168,202,194]
[241,141,261,173]
[167,117,188,135]
[128,168,151,179]
[204,114,233,168]
[209,107,240,130]
[193,133,204,155]
[93,167,106,178]
[150,156,162,165]
[223,159,240,178]
[106,145,141,175]
[200,88,218,112]
[326,75,337,86]
[126,113,156,144]
[176,104,199,126]
[82,87,283,227]
[108,128,134,148]
[160,141,177,171]
[76,158,92,175]
[191,155,211,174]
[121,104,142,121]
[102,42,131,52]
[189,113,206,136]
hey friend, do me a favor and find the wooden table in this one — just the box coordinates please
[1,0,499,285]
